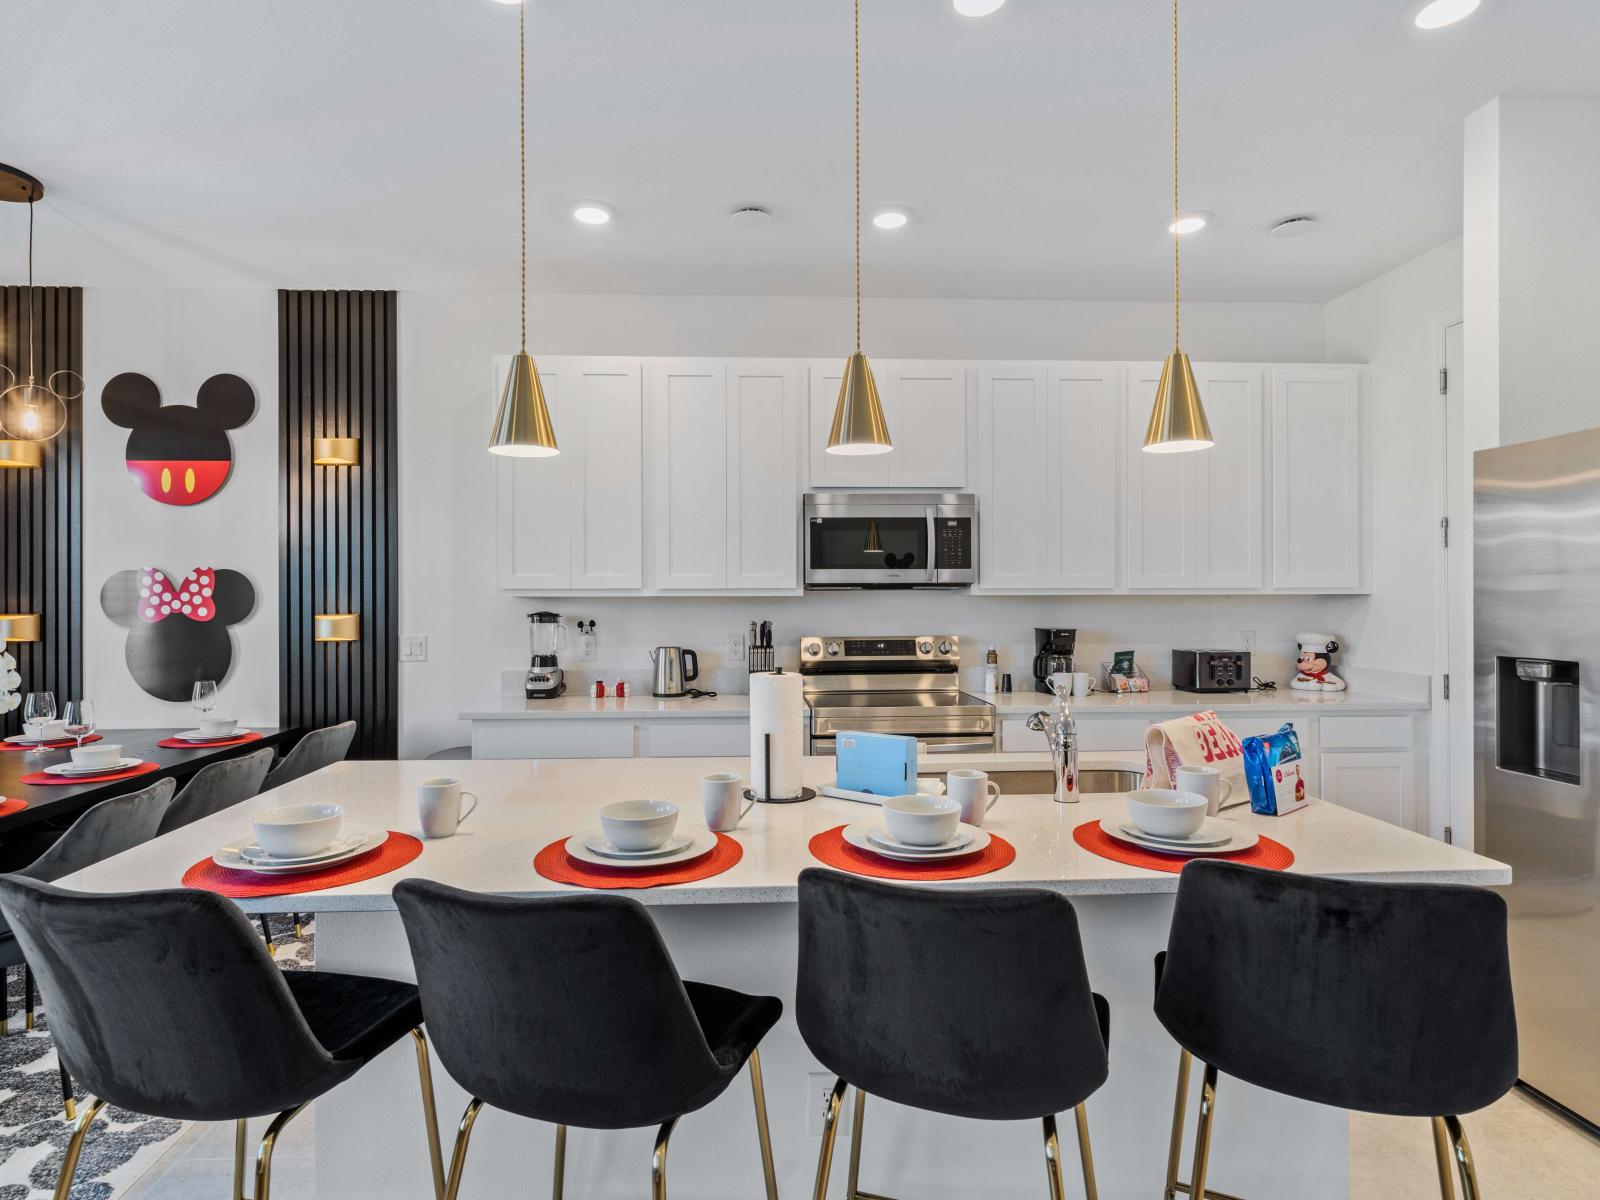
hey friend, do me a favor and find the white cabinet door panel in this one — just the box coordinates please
[728,362,801,589]
[977,365,1049,589]
[1124,365,1196,588]
[1271,367,1363,589]
[570,360,644,589]
[884,362,970,488]
[650,361,727,590]
[495,356,571,590]
[1192,365,1264,589]
[1050,364,1121,589]
[1320,751,1414,829]
[807,361,889,487]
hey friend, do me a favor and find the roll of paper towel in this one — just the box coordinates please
[749,669,805,800]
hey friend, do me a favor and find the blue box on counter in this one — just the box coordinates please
[1241,723,1308,815]
[834,732,918,797]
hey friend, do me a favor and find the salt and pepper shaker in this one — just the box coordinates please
[591,680,607,699]
[615,680,628,698]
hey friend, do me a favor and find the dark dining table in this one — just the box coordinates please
[0,727,296,852]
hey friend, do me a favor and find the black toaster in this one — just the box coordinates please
[1171,649,1251,693]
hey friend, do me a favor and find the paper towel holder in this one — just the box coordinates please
[744,733,817,805]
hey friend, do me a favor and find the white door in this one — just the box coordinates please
[1191,364,1264,590]
[1270,366,1363,589]
[1124,364,1198,588]
[727,361,802,590]
[1320,751,1416,829]
[976,364,1049,589]
[570,359,644,590]
[1049,364,1121,589]
[494,355,571,591]
[883,361,970,488]
[650,360,727,590]
[807,361,889,488]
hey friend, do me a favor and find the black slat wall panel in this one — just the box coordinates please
[0,286,83,737]
[278,290,397,758]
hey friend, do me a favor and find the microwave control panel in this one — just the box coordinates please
[935,518,973,569]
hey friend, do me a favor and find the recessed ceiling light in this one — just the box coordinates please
[954,0,1007,15]
[489,0,524,5]
[729,205,774,227]
[1168,211,1212,235]
[1270,215,1317,239]
[871,206,911,230]
[571,201,614,225]
[1414,0,1481,29]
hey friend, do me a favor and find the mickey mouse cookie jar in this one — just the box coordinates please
[1291,633,1346,692]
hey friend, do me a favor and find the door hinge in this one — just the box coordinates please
[1442,673,1451,700]
[1439,366,1448,394]
[1440,516,1450,548]
[1444,825,1454,845]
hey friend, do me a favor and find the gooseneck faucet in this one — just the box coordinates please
[1026,673,1079,804]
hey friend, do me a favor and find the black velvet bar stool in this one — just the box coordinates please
[1155,861,1517,1200]
[394,879,783,1200]
[796,869,1111,1200]
[0,876,448,1200]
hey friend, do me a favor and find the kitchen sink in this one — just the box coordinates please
[937,767,1143,795]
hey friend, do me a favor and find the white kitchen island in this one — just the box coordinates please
[63,755,1506,1200]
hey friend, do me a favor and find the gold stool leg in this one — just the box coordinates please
[1042,1113,1067,1200]
[651,1116,678,1200]
[51,1096,105,1200]
[846,1087,867,1200]
[410,1029,447,1200]
[233,1119,249,1200]
[552,1124,567,1200]
[811,1076,849,1200]
[1163,1049,1192,1200]
[252,1102,308,1200]
[1073,1103,1099,1200]
[1431,1117,1458,1200]
[1187,1065,1220,1200]
[1443,1115,1482,1200]
[444,1099,485,1200]
[748,1049,779,1200]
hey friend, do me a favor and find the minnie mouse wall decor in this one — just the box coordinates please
[101,568,256,701]
[101,372,256,505]
[1290,633,1346,693]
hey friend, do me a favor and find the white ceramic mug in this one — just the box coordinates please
[946,769,1001,827]
[1071,672,1095,698]
[1175,764,1232,816]
[702,772,753,832]
[418,777,479,838]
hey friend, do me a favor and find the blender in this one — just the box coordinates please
[526,611,568,699]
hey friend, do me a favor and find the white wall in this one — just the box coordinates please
[81,288,280,727]
[398,289,1329,755]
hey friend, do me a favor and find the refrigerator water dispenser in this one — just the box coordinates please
[1496,657,1581,785]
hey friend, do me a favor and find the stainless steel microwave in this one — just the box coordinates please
[803,493,977,588]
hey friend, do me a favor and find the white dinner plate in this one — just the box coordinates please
[564,830,718,871]
[174,728,254,743]
[1098,817,1259,857]
[5,733,75,746]
[842,821,990,863]
[581,832,695,860]
[214,829,387,874]
[1115,821,1232,849]
[866,827,975,856]
[235,827,381,867]
[42,757,142,777]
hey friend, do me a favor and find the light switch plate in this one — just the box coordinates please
[399,635,428,662]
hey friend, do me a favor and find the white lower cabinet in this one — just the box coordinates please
[470,720,746,760]
[1319,751,1416,829]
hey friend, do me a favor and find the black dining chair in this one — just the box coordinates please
[261,720,357,792]
[1155,861,1517,1200]
[797,868,1111,1200]
[393,879,783,1200]
[0,876,448,1200]
[158,746,275,834]
[0,777,175,1117]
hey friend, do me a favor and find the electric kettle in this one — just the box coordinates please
[650,646,701,698]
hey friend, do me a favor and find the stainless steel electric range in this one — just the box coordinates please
[799,634,996,755]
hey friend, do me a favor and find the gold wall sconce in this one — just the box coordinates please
[313,437,360,466]
[0,614,41,642]
[314,613,360,642]
[0,440,42,469]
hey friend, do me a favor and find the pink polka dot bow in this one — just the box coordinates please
[137,567,220,623]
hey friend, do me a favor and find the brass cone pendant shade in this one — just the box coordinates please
[488,2,558,458]
[489,352,558,457]
[1143,350,1212,453]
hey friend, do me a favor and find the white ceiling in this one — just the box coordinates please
[3,0,1597,302]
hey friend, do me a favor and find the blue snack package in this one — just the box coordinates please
[1241,723,1308,816]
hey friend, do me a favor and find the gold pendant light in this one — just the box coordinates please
[1142,0,1213,455]
[0,173,81,445]
[488,1,558,458]
[826,0,891,456]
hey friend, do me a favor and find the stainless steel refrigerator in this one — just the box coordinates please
[1475,426,1600,1129]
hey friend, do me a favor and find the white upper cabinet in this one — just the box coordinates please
[977,364,1049,589]
[726,361,802,590]
[496,356,572,591]
[1270,366,1364,590]
[1125,364,1200,588]
[1048,364,1122,589]
[806,360,971,489]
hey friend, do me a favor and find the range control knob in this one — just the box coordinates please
[825,641,842,657]
[804,641,823,657]
[937,639,953,655]
[917,640,934,655]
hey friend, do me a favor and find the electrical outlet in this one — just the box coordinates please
[399,635,428,662]
[727,633,746,663]
[577,622,597,661]
[1240,630,1257,652]
[806,1073,854,1138]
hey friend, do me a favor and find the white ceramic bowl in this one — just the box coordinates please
[883,793,962,847]
[252,803,344,859]
[199,716,239,737]
[600,799,680,851]
[24,720,67,741]
[70,743,122,770]
[1126,789,1209,840]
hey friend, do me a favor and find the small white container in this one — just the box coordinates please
[199,716,239,737]
[70,742,122,770]
[1125,789,1209,840]
[253,803,344,859]
[600,799,680,851]
[883,793,962,847]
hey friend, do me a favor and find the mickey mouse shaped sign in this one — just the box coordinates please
[101,372,255,505]
[101,568,256,701]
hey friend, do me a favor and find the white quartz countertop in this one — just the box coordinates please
[61,754,1506,912]
[461,687,1425,721]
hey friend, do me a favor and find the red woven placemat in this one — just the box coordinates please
[157,731,264,749]
[533,834,742,889]
[19,761,160,786]
[0,798,28,817]
[181,831,423,898]
[808,825,1017,881]
[0,734,103,753]
[1072,821,1294,874]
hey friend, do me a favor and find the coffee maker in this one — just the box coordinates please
[1033,627,1077,694]
[526,611,568,699]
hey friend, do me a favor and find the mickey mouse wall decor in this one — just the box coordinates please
[101,372,256,505]
[101,568,256,701]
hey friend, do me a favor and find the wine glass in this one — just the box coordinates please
[23,692,56,741]
[192,680,218,718]
[63,700,96,749]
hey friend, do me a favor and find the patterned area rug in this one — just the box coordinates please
[0,916,314,1199]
